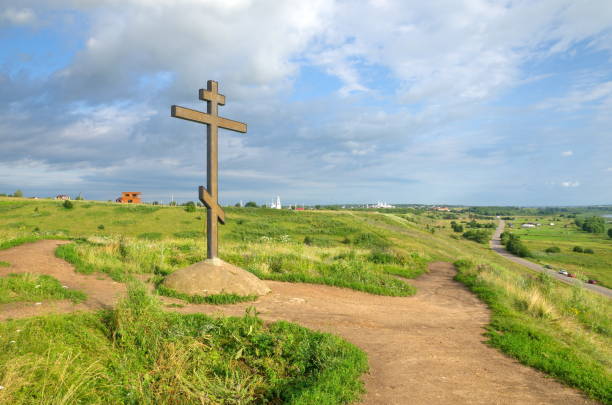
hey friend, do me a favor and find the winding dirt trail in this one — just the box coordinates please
[0,240,599,404]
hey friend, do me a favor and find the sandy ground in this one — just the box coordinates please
[0,240,599,404]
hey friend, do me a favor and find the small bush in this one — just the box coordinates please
[98,224,105,230]
[583,248,594,254]
[368,249,396,264]
[573,246,584,253]
[462,229,490,244]
[62,200,74,209]
[303,236,313,245]
[184,202,196,213]
[545,246,561,253]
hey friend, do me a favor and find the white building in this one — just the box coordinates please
[521,223,536,228]
[270,195,282,209]
[369,201,395,209]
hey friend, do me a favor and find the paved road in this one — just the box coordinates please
[490,221,612,298]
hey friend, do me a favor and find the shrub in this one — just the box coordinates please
[573,246,584,253]
[545,246,560,253]
[245,201,258,208]
[13,189,23,197]
[368,249,395,264]
[62,200,74,209]
[451,222,464,232]
[608,228,612,238]
[500,232,532,257]
[462,229,490,244]
[583,248,594,254]
[98,224,105,230]
[303,236,313,245]
[184,201,196,212]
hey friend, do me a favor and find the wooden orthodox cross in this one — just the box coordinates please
[171,80,247,260]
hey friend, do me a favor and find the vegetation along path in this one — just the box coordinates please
[491,221,612,298]
[0,240,599,404]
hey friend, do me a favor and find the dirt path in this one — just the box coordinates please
[0,240,598,404]
[491,221,611,298]
[0,240,126,320]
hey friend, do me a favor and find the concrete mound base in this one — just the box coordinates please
[163,259,271,297]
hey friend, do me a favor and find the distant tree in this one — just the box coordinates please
[75,193,84,200]
[315,205,321,210]
[234,202,241,207]
[13,189,23,198]
[450,221,464,233]
[184,201,196,212]
[245,201,258,208]
[608,228,612,239]
[151,201,159,205]
[169,201,177,206]
[545,246,560,253]
[576,216,605,233]
[0,193,6,197]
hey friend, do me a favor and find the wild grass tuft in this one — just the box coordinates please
[0,283,368,404]
[0,273,86,304]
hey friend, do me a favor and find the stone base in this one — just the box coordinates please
[163,259,271,297]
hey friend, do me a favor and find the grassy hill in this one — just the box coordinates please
[1,197,611,403]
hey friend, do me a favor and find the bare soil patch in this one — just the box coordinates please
[0,240,598,404]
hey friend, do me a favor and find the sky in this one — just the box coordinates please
[0,0,611,206]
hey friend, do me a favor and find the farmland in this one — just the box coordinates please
[509,217,612,288]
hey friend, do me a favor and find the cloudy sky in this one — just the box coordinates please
[1,0,611,206]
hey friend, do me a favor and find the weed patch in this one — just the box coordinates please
[0,273,86,304]
[0,284,368,404]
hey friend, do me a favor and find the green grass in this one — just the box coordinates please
[454,259,611,404]
[0,284,368,404]
[0,273,86,304]
[0,261,9,267]
[1,198,611,402]
[510,218,612,287]
[156,284,257,305]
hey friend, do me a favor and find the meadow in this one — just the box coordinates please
[509,217,612,288]
[0,197,611,403]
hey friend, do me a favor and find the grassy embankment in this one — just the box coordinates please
[1,197,611,402]
[1,198,431,298]
[0,283,367,404]
[509,217,612,288]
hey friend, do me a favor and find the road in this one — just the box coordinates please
[490,221,612,298]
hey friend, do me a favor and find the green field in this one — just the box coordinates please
[1,198,611,403]
[509,217,612,288]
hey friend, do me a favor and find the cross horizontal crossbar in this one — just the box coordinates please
[199,186,225,224]
[171,105,247,133]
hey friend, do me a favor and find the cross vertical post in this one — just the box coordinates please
[171,80,247,260]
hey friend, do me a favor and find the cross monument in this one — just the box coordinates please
[171,80,247,260]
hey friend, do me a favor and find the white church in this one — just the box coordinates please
[270,195,282,209]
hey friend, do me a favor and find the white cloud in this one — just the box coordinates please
[561,150,573,156]
[561,181,580,187]
[0,7,36,26]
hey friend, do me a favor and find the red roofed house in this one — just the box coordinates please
[116,192,142,204]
